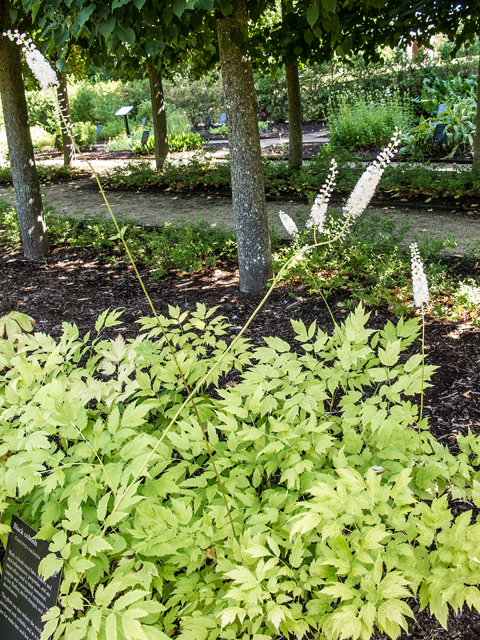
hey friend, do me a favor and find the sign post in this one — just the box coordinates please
[0,515,62,640]
[115,106,134,137]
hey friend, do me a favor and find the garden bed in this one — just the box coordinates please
[1,243,480,639]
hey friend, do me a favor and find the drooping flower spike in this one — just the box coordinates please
[279,210,298,237]
[306,158,337,232]
[3,30,59,89]
[410,242,429,308]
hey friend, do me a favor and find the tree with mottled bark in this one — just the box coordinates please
[0,0,49,259]
[147,60,169,169]
[281,0,302,170]
[217,0,273,293]
[54,67,74,167]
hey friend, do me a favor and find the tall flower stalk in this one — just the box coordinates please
[410,242,430,500]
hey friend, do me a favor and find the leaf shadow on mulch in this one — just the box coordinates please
[1,244,480,640]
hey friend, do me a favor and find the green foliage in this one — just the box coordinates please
[72,121,97,149]
[209,123,228,135]
[254,55,479,124]
[0,197,237,277]
[0,311,34,340]
[166,109,192,136]
[1,305,480,640]
[0,164,80,186]
[163,73,222,128]
[437,35,480,63]
[402,101,476,159]
[271,208,469,315]
[101,119,125,140]
[167,132,203,152]
[69,79,150,126]
[131,134,156,155]
[402,74,478,159]
[100,148,480,201]
[107,114,198,154]
[209,121,268,135]
[25,87,58,134]
[452,280,480,325]
[416,73,478,118]
[328,88,415,151]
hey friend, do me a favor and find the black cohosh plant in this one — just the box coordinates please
[1,36,480,640]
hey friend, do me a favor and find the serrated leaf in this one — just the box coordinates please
[106,612,118,640]
[87,536,113,555]
[114,590,150,612]
[267,602,286,629]
[38,553,63,581]
[226,566,258,590]
[97,492,111,522]
[337,467,365,492]
[220,606,245,628]
[122,609,149,640]
[245,544,271,558]
[290,512,321,537]
[362,527,390,550]
[62,503,82,531]
[322,582,356,600]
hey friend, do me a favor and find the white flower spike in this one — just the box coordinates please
[306,158,337,232]
[342,128,401,234]
[279,211,298,237]
[3,30,59,89]
[410,242,429,308]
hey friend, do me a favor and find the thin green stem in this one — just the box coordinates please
[417,308,426,501]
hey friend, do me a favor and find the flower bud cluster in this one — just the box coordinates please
[410,242,429,308]
[3,29,59,89]
[306,158,337,232]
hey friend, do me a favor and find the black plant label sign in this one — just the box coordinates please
[434,123,447,144]
[0,515,62,640]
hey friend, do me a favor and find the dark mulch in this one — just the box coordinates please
[1,244,480,640]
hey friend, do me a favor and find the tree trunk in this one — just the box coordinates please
[217,0,273,294]
[473,47,480,168]
[285,61,303,170]
[281,0,303,171]
[0,1,49,259]
[147,59,169,169]
[56,70,74,167]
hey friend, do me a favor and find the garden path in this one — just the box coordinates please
[1,176,478,256]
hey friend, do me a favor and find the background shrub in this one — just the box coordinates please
[327,88,415,150]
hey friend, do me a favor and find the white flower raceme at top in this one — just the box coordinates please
[342,128,401,230]
[279,210,298,237]
[3,29,59,89]
[410,242,429,308]
[306,158,337,232]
